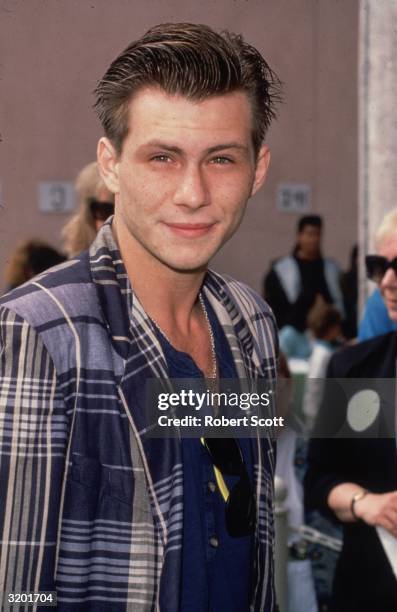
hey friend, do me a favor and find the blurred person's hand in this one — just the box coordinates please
[329,483,397,538]
[354,490,397,537]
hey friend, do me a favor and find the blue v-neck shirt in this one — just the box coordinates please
[156,296,254,612]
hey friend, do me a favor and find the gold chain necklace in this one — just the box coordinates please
[149,293,217,379]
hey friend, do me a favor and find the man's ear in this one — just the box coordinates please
[251,145,270,197]
[97,137,120,194]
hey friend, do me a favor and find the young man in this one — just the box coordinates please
[0,24,281,611]
[264,215,344,329]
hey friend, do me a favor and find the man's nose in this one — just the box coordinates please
[172,164,210,209]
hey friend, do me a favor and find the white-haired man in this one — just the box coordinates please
[359,209,397,340]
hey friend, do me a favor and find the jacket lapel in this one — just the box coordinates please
[90,222,182,531]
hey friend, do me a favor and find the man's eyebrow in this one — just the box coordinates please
[141,140,249,154]
[206,143,249,154]
[142,141,183,154]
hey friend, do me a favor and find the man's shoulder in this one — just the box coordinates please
[0,251,94,327]
[209,272,279,375]
[271,254,299,275]
[206,270,278,356]
[322,256,341,271]
[208,270,275,318]
[329,331,397,378]
[271,254,294,267]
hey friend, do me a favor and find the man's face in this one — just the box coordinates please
[378,236,397,321]
[297,225,322,258]
[98,87,269,274]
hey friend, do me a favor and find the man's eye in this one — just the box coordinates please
[151,155,172,163]
[211,156,233,164]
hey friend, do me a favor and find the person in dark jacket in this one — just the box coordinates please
[305,332,397,612]
[340,244,358,340]
[264,215,344,329]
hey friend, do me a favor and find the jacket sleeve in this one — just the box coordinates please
[304,352,359,521]
[263,267,290,330]
[0,306,69,602]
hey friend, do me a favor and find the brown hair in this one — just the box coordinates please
[94,22,282,155]
[5,240,66,289]
[61,162,113,258]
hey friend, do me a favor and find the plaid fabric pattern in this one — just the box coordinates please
[0,221,278,611]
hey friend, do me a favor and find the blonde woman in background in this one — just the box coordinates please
[62,161,114,257]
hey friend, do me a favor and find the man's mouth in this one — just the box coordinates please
[163,222,216,238]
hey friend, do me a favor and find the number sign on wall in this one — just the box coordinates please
[38,182,75,214]
[277,183,311,213]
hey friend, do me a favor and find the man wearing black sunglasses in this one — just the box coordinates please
[359,209,397,341]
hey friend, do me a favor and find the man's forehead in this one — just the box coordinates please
[300,225,322,233]
[121,86,255,152]
[125,86,253,126]
[141,139,249,153]
[378,235,397,258]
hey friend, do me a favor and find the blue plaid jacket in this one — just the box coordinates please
[0,222,278,611]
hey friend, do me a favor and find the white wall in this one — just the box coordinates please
[0,0,359,293]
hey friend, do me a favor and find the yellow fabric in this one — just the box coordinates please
[214,466,229,502]
[200,437,230,502]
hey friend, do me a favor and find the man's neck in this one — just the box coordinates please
[295,248,321,261]
[113,221,217,377]
[113,221,206,334]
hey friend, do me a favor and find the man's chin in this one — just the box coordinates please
[156,246,220,275]
[170,262,209,275]
[159,256,210,275]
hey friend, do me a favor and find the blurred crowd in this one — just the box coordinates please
[264,212,397,612]
[3,161,114,292]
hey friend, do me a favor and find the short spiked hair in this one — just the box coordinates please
[94,22,282,155]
